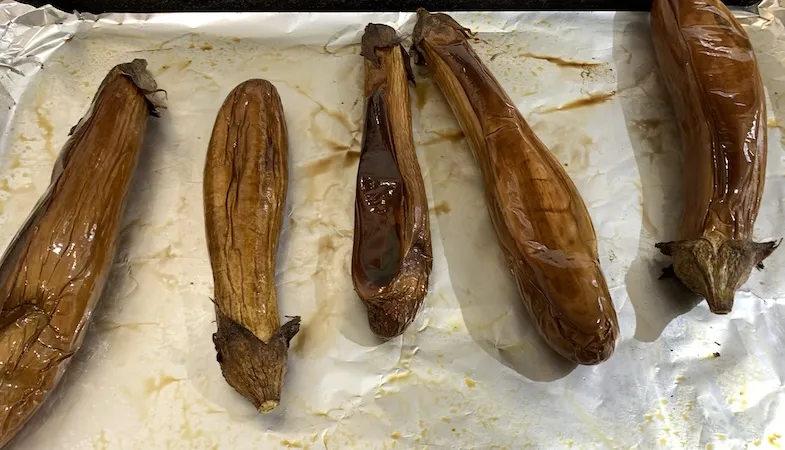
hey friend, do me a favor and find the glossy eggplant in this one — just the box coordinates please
[353,24,433,339]
[0,59,159,446]
[412,10,618,364]
[651,0,778,313]
[204,79,300,412]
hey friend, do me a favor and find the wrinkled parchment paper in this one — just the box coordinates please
[1,1,785,448]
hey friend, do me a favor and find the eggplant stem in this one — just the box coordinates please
[656,237,778,314]
[213,312,301,412]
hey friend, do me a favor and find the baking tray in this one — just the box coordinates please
[1,1,784,449]
[27,0,762,12]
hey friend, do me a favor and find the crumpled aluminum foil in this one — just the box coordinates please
[1,1,784,448]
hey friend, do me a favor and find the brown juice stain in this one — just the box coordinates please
[551,141,590,172]
[415,81,430,109]
[299,87,357,132]
[92,429,109,450]
[537,91,616,114]
[518,52,603,69]
[0,179,19,194]
[200,43,213,51]
[433,129,464,141]
[176,196,188,214]
[144,374,183,395]
[291,235,347,359]
[322,42,361,56]
[343,150,361,167]
[308,108,353,152]
[178,401,208,442]
[302,151,358,177]
[420,128,465,146]
[34,88,55,158]
[641,208,660,236]
[433,201,452,216]
[232,37,241,43]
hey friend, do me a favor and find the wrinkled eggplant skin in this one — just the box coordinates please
[651,0,777,314]
[0,60,156,447]
[413,10,618,365]
[352,24,432,339]
[204,79,300,413]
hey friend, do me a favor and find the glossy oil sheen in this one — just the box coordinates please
[353,90,404,288]
[414,11,618,364]
[651,0,766,242]
[352,25,432,339]
[0,66,151,446]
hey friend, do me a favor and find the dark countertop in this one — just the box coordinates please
[31,0,759,13]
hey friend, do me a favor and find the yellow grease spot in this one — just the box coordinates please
[465,377,476,388]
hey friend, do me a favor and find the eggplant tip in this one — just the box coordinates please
[259,400,278,413]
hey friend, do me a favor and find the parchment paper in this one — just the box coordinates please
[1,1,785,448]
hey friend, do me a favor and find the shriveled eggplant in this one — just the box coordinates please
[204,79,300,412]
[353,24,433,339]
[0,59,160,446]
[413,10,618,365]
[651,0,778,314]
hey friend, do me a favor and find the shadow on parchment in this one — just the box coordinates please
[7,114,167,449]
[414,67,576,383]
[612,13,700,343]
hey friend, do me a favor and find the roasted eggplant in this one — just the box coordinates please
[651,0,778,313]
[413,10,618,364]
[353,24,433,339]
[204,79,300,412]
[0,59,160,446]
